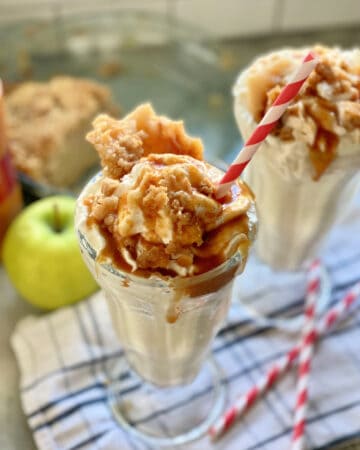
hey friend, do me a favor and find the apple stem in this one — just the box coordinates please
[53,203,62,233]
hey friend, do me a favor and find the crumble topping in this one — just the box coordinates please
[86,114,146,180]
[84,105,255,276]
[246,46,360,179]
[86,103,204,180]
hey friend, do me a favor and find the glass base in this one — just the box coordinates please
[234,254,332,333]
[108,357,226,447]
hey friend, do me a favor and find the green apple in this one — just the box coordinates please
[2,196,98,310]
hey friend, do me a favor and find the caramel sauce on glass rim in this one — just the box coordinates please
[81,104,256,323]
[84,181,255,324]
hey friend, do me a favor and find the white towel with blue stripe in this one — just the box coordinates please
[11,194,360,450]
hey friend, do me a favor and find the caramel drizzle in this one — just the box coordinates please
[262,57,359,180]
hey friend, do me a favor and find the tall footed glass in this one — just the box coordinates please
[236,150,359,330]
[232,46,360,330]
[76,176,255,446]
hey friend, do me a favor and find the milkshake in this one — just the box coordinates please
[234,46,360,270]
[75,104,256,387]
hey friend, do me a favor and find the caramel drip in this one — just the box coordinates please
[304,98,339,180]
[96,226,137,273]
[265,99,341,180]
[95,220,249,280]
[309,129,339,180]
[166,290,184,324]
[86,178,252,279]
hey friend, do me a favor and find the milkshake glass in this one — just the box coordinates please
[75,104,257,445]
[232,46,360,326]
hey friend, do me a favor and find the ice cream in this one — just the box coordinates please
[76,104,256,385]
[234,45,360,270]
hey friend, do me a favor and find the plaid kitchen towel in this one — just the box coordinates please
[11,198,360,450]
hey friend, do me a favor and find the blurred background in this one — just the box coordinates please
[1,0,360,200]
[1,0,360,36]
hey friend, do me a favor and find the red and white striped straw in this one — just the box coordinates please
[209,279,360,441]
[215,51,318,199]
[290,260,322,450]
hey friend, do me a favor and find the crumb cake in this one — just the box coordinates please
[5,76,118,188]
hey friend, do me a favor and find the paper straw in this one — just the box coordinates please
[215,52,318,199]
[290,260,321,450]
[209,280,360,441]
